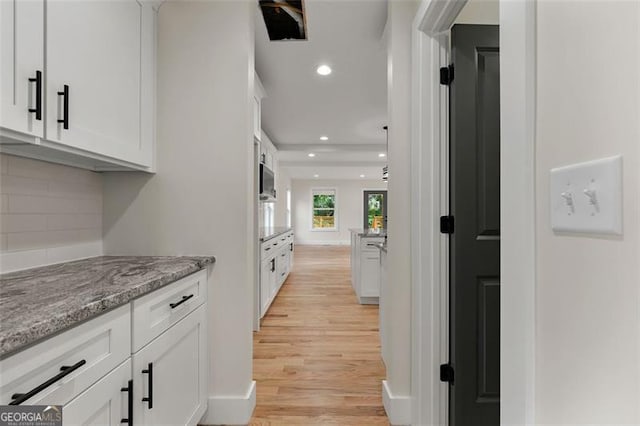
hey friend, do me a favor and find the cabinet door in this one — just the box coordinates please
[0,0,44,137]
[133,305,207,426]
[360,253,381,297]
[260,258,273,317]
[46,0,154,167]
[63,360,132,426]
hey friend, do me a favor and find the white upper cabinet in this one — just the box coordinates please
[0,0,45,138]
[46,0,154,168]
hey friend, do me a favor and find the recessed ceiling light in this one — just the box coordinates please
[320,136,329,141]
[378,153,386,158]
[308,153,316,157]
[314,174,319,178]
[360,174,365,178]
[316,65,332,76]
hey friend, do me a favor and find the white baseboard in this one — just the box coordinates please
[201,380,256,425]
[295,240,350,246]
[382,380,411,425]
[0,241,103,273]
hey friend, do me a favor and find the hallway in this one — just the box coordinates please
[250,245,389,425]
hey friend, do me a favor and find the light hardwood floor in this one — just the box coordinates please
[250,245,389,425]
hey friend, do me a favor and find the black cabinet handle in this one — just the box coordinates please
[121,379,133,425]
[290,243,293,251]
[281,253,285,257]
[265,247,271,251]
[141,363,153,409]
[28,70,42,120]
[57,85,69,129]
[10,359,86,405]
[270,258,275,272]
[169,294,194,309]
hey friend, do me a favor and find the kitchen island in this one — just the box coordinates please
[349,228,385,304]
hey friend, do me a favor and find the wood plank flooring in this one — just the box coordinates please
[250,245,389,425]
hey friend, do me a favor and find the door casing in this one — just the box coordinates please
[410,1,537,425]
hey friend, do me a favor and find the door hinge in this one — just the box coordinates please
[440,215,454,234]
[440,363,455,383]
[440,64,454,85]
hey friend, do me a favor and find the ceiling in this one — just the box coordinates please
[255,0,388,180]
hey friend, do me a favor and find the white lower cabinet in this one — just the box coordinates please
[350,233,384,304]
[133,305,207,426]
[259,230,294,318]
[0,271,209,426]
[63,359,132,426]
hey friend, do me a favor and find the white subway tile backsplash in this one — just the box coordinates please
[1,175,49,195]
[7,231,51,251]
[0,214,47,233]
[47,214,101,231]
[6,155,57,180]
[0,154,104,264]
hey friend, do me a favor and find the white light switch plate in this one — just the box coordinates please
[550,155,622,235]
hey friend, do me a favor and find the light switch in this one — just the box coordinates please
[550,155,622,235]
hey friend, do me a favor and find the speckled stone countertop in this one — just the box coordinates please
[349,228,387,238]
[0,256,215,358]
[259,227,293,242]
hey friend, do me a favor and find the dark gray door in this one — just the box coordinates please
[363,190,387,230]
[449,24,500,426]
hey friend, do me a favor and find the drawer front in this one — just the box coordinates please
[0,304,130,406]
[132,270,207,352]
[261,241,276,260]
[362,238,384,252]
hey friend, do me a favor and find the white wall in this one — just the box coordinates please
[534,2,640,424]
[0,154,103,272]
[102,1,256,424]
[292,178,386,245]
[384,0,418,411]
[274,165,291,228]
[455,0,499,25]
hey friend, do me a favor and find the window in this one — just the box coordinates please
[312,189,336,230]
[286,189,292,228]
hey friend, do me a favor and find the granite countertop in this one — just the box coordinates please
[259,227,293,242]
[0,255,215,358]
[349,228,387,238]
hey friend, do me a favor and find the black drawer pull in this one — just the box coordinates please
[121,379,133,425]
[10,359,86,405]
[28,70,42,120]
[57,85,69,129]
[169,294,194,309]
[141,362,153,409]
[290,243,293,251]
[265,247,271,251]
[271,258,275,272]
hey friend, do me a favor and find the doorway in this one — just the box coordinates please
[363,190,387,230]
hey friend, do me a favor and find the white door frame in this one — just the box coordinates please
[410,1,537,425]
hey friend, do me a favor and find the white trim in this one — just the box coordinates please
[499,1,537,424]
[410,1,537,425]
[383,380,411,426]
[202,380,256,425]
[0,241,103,273]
